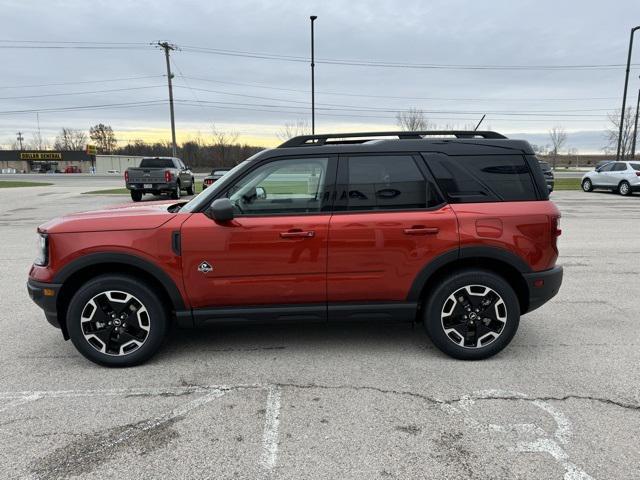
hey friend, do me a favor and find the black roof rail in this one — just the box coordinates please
[278,130,507,147]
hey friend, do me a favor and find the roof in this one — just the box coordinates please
[256,131,534,160]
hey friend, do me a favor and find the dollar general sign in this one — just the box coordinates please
[20,152,63,160]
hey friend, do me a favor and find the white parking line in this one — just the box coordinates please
[260,385,282,472]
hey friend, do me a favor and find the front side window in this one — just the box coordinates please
[226,157,329,215]
[343,155,440,210]
[599,163,615,172]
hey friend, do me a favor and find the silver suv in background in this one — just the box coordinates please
[582,161,640,196]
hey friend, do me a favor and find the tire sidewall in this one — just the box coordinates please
[424,270,520,360]
[66,275,168,367]
[582,179,592,192]
[619,181,630,196]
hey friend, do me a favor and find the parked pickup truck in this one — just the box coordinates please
[125,157,195,202]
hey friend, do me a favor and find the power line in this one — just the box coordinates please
[0,75,164,89]
[1,40,638,71]
[177,74,619,103]
[0,85,165,100]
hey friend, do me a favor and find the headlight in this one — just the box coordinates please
[35,233,48,266]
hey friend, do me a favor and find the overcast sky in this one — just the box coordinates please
[1,0,639,151]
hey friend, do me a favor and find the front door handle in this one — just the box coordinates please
[403,226,439,235]
[280,229,315,239]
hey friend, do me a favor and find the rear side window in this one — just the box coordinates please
[630,163,640,171]
[612,162,627,171]
[343,155,442,211]
[424,154,537,202]
[140,158,174,168]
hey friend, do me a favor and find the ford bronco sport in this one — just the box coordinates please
[28,131,563,367]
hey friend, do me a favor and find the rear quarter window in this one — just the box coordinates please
[424,153,538,202]
[629,163,640,171]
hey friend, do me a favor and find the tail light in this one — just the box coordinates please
[205,179,213,185]
[124,171,129,182]
[164,170,173,182]
[635,171,640,177]
[551,216,561,237]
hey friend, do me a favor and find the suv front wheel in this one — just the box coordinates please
[424,270,520,360]
[66,274,168,367]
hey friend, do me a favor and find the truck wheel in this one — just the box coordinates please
[66,274,168,367]
[130,191,142,202]
[423,269,520,360]
[186,178,195,195]
[171,182,181,200]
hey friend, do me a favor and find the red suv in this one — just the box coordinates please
[28,131,562,367]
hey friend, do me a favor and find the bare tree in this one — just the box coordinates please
[605,108,634,158]
[548,127,567,169]
[31,131,49,150]
[89,123,117,153]
[211,124,240,167]
[54,128,86,150]
[396,108,432,131]
[276,119,311,140]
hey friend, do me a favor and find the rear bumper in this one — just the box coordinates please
[127,183,176,191]
[27,278,62,329]
[523,266,563,313]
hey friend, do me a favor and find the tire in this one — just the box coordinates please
[423,269,520,360]
[66,274,168,367]
[170,181,181,200]
[130,190,142,202]
[582,178,593,192]
[618,181,631,196]
[186,178,195,196]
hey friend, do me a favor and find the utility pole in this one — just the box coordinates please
[632,84,640,159]
[16,131,24,150]
[616,26,639,160]
[310,15,317,135]
[157,41,178,157]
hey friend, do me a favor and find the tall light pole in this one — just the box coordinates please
[157,41,178,157]
[310,15,317,135]
[616,26,640,160]
[632,80,640,159]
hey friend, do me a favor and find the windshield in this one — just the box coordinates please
[140,158,174,168]
[180,160,250,212]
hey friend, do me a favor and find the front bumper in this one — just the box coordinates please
[523,265,563,313]
[27,278,62,329]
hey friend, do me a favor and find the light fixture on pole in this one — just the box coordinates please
[310,15,317,135]
[616,26,640,160]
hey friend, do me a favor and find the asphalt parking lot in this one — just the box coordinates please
[1,177,639,479]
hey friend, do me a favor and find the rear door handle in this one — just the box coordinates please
[403,226,439,235]
[280,229,315,239]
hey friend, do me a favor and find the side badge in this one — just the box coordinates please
[198,261,213,273]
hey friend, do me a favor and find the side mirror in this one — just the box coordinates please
[256,186,267,200]
[208,198,234,222]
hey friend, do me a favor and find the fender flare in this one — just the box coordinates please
[53,252,186,311]
[406,246,531,302]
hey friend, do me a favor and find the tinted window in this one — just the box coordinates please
[599,163,615,172]
[139,158,175,168]
[426,154,537,202]
[612,162,627,171]
[226,158,328,215]
[630,163,640,171]
[344,155,441,210]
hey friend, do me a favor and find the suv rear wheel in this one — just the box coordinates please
[186,178,195,195]
[66,274,168,367]
[619,181,631,196]
[423,270,520,360]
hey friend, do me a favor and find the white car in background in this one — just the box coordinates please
[581,161,640,196]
